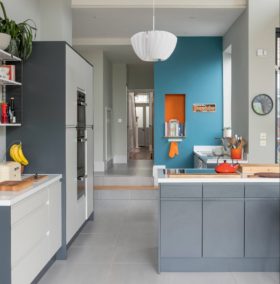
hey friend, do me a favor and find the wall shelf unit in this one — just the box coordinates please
[0,49,23,126]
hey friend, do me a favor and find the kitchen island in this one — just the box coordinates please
[158,169,280,272]
[0,174,62,284]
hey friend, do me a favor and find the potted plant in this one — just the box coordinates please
[0,1,36,60]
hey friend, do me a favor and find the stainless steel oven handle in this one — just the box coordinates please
[77,138,88,143]
[78,102,87,106]
[77,175,88,181]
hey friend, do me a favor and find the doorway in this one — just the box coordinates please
[128,90,154,160]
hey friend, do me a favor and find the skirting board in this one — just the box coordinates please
[159,257,280,272]
[113,155,127,164]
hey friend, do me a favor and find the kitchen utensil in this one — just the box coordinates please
[215,159,239,173]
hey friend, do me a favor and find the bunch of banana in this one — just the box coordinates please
[9,143,29,166]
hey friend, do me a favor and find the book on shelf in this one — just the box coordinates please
[0,65,16,81]
[165,119,185,137]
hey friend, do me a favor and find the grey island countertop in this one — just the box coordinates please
[158,168,279,183]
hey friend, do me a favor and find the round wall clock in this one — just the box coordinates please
[251,94,273,115]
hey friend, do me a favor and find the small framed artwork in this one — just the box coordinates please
[193,104,216,112]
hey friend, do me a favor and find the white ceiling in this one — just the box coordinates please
[72,7,245,63]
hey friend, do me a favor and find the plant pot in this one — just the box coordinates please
[7,38,19,57]
[231,148,242,160]
[0,33,11,50]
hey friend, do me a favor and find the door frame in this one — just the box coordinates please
[127,89,154,160]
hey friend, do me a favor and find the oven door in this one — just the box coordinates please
[77,128,87,199]
[77,91,86,128]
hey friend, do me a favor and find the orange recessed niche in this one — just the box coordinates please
[165,94,186,123]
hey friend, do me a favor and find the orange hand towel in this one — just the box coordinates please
[169,142,179,158]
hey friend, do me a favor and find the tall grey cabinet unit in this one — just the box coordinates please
[6,42,94,259]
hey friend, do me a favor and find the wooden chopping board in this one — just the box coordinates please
[0,175,48,191]
[168,173,241,178]
[248,172,280,179]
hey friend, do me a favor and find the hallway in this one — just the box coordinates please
[39,199,279,284]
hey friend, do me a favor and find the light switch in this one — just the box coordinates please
[117,118,122,123]
[260,140,267,147]
[260,132,267,139]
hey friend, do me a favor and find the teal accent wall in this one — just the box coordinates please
[154,37,223,168]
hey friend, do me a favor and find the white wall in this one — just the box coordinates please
[127,64,154,90]
[248,0,279,163]
[1,0,41,39]
[103,55,113,165]
[39,0,72,44]
[112,64,127,163]
[223,10,249,142]
[223,0,279,163]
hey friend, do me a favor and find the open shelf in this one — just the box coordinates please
[164,94,186,138]
[0,77,22,86]
[0,123,21,127]
[0,49,21,62]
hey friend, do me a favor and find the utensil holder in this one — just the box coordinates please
[231,148,242,159]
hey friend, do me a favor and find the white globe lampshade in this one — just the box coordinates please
[131,30,177,62]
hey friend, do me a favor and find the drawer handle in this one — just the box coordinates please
[46,231,50,237]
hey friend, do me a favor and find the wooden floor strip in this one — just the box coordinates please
[94,185,159,190]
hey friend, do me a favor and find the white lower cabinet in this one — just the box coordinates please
[11,181,62,284]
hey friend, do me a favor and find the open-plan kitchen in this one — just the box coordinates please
[0,0,279,284]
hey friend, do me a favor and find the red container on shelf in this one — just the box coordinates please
[231,147,242,159]
[1,103,8,124]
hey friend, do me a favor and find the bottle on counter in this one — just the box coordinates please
[8,97,16,123]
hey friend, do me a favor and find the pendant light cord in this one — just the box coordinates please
[153,0,155,31]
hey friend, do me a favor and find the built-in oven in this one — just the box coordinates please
[77,90,87,199]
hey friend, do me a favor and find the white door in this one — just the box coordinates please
[136,104,149,147]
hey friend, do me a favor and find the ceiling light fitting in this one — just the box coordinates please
[130,0,177,62]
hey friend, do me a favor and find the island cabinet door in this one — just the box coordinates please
[203,200,244,257]
[160,200,202,257]
[245,200,280,258]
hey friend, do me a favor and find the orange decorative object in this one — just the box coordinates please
[231,148,242,159]
[165,94,185,123]
[169,142,179,158]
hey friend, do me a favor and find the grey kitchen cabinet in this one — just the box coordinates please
[203,200,244,257]
[245,199,280,258]
[161,200,202,257]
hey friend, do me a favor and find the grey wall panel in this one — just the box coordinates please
[245,183,280,198]
[203,183,244,198]
[161,183,202,198]
[0,207,11,284]
[203,200,244,257]
[245,200,280,257]
[161,200,202,257]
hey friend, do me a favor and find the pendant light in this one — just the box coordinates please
[130,0,177,62]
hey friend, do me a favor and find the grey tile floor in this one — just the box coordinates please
[95,160,153,177]
[39,199,280,284]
